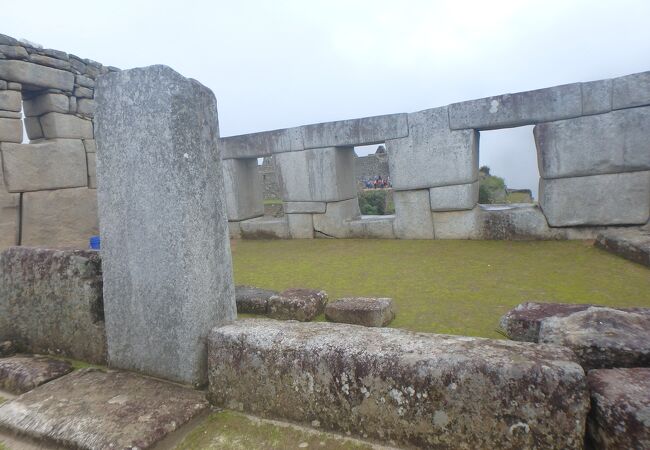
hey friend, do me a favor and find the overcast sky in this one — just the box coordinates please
[5,0,650,196]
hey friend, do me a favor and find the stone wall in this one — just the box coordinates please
[0,33,117,249]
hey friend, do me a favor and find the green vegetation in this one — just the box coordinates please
[263,198,283,205]
[175,410,373,449]
[358,190,394,215]
[50,356,103,371]
[233,239,650,338]
[479,166,507,204]
[506,191,533,203]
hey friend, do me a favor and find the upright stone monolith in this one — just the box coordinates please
[94,65,236,385]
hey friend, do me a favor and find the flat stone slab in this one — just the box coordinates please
[0,368,208,449]
[596,228,650,267]
[235,285,278,314]
[268,288,328,321]
[208,319,589,449]
[325,297,395,327]
[587,368,650,450]
[0,355,72,394]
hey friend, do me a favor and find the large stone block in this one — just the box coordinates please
[21,187,98,247]
[448,83,582,130]
[267,289,327,321]
[283,201,327,214]
[535,108,650,179]
[221,127,302,159]
[301,113,408,149]
[287,213,314,239]
[429,181,478,211]
[95,65,236,385]
[432,207,481,239]
[595,228,650,267]
[0,167,19,249]
[23,116,43,140]
[0,60,74,91]
[0,355,72,394]
[87,151,96,189]
[581,78,612,115]
[239,216,290,239]
[612,70,650,110]
[274,146,356,202]
[222,158,264,221]
[208,319,589,449]
[22,93,69,116]
[479,204,561,240]
[539,171,650,226]
[0,118,22,143]
[312,198,361,238]
[393,189,434,239]
[387,107,478,191]
[0,90,21,112]
[39,112,93,139]
[0,247,106,364]
[1,139,87,192]
[324,297,395,327]
[348,215,396,239]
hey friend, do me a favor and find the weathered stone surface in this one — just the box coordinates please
[75,74,95,88]
[0,169,19,249]
[95,65,236,385]
[0,355,72,394]
[448,83,582,130]
[6,82,20,91]
[82,138,96,153]
[538,307,650,370]
[0,110,20,119]
[221,127,302,159]
[228,221,242,239]
[28,54,71,71]
[0,90,21,112]
[387,107,478,190]
[74,85,93,99]
[479,204,559,240]
[432,207,481,239]
[301,113,408,149]
[0,118,22,143]
[87,151,96,189]
[393,190,434,239]
[268,289,327,321]
[595,228,650,267]
[222,158,264,221]
[581,78,612,115]
[587,368,650,450]
[612,70,650,110]
[208,319,589,449]
[235,285,278,314]
[22,93,69,116]
[348,215,396,239]
[312,198,361,238]
[429,181,478,211]
[0,341,16,357]
[40,112,93,139]
[0,44,28,60]
[1,139,87,192]
[534,107,650,178]
[0,368,209,449]
[539,171,650,226]
[76,98,95,116]
[287,213,314,239]
[0,247,106,364]
[325,297,395,327]
[23,116,43,140]
[21,187,98,248]
[274,146,356,202]
[283,201,327,214]
[239,216,290,239]
[0,60,74,91]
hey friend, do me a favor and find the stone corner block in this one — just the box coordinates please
[612,70,650,110]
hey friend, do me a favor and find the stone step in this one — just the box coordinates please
[596,228,650,267]
[0,355,72,394]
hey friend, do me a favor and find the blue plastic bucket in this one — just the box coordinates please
[89,235,101,250]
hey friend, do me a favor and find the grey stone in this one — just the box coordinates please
[0,45,28,60]
[612,70,650,110]
[95,65,236,385]
[0,118,22,143]
[0,90,21,112]
[0,34,19,46]
[1,139,87,192]
[74,85,93,99]
[283,201,327,214]
[268,288,328,321]
[587,368,650,450]
[0,168,19,249]
[581,78,612,115]
[221,127,302,159]
[235,285,278,314]
[0,80,6,90]
[0,368,209,449]
[0,247,106,364]
[432,207,481,239]
[539,171,650,226]
[208,319,588,449]
[274,146,356,202]
[393,189,434,239]
[0,341,16,357]
[448,83,582,130]
[23,116,43,140]
[325,297,395,327]
[535,107,650,178]
[75,74,95,88]
[312,198,361,238]
[40,48,68,61]
[348,215,396,239]
[228,221,242,239]
[479,204,560,240]
[387,107,478,190]
[595,228,650,267]
[239,216,290,239]
[0,355,72,394]
[87,151,96,189]
[83,138,96,153]
[21,187,98,248]
[6,82,20,91]
[222,158,264,221]
[76,98,95,117]
[68,95,77,113]
[28,54,71,71]
[0,111,20,119]
[40,112,93,139]
[287,213,314,239]
[301,113,408,149]
[69,56,86,74]
[0,60,74,91]
[22,93,69,116]
[538,307,650,370]
[429,181,478,211]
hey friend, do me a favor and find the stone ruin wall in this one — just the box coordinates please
[0,33,118,250]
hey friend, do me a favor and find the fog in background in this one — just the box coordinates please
[5,0,650,197]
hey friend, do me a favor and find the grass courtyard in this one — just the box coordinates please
[232,239,650,339]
